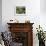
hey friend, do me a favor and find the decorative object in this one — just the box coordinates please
[10,20,13,21]
[36,25,45,46]
[8,19,19,23]
[16,6,26,14]
[25,20,30,23]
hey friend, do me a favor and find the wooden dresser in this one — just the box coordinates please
[7,23,34,46]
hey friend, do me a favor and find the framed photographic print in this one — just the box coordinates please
[15,6,26,15]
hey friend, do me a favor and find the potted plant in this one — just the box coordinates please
[36,25,45,46]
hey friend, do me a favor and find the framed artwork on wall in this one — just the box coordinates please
[15,6,26,15]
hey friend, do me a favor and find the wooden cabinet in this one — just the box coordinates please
[7,23,34,46]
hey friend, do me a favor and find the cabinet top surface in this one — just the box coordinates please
[7,23,34,25]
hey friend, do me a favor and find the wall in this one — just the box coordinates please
[2,0,40,30]
[40,0,46,31]
[2,0,46,46]
[0,0,2,32]
[40,0,46,13]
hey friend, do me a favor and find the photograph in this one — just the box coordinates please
[16,6,26,14]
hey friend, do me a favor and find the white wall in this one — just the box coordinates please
[40,0,46,13]
[2,0,46,46]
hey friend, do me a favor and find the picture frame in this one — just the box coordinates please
[15,6,26,15]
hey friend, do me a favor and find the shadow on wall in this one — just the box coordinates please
[40,0,46,13]
[0,0,2,32]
